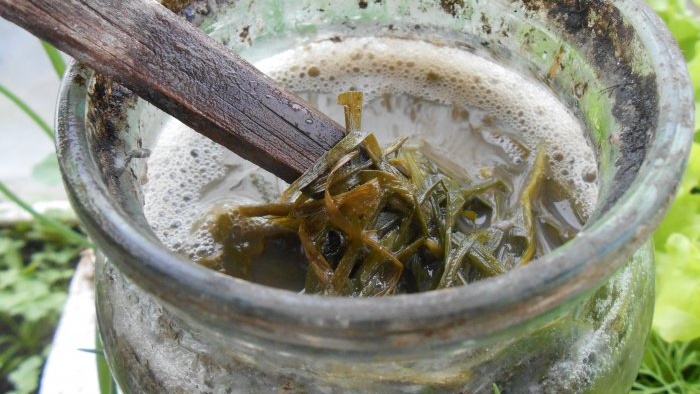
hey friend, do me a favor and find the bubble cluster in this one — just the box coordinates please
[143,122,227,260]
[257,37,598,215]
[481,131,528,165]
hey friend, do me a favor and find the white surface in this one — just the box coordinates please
[0,20,68,203]
[39,251,100,394]
[0,200,74,225]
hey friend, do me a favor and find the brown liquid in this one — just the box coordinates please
[199,94,585,294]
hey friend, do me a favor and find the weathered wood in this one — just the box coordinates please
[0,0,347,183]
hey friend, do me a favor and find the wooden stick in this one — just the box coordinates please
[0,0,347,183]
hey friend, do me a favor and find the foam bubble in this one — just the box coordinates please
[143,123,227,258]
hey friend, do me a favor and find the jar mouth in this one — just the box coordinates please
[56,0,693,342]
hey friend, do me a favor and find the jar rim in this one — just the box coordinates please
[56,0,694,341]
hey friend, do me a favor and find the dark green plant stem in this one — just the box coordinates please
[0,84,54,139]
[0,181,91,248]
[40,42,66,78]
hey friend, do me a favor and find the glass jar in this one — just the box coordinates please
[56,1,693,393]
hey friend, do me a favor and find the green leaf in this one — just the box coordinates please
[0,84,53,140]
[652,144,700,342]
[7,355,43,394]
[689,42,700,132]
[40,41,66,78]
[31,247,81,268]
[22,292,66,322]
[0,269,21,291]
[645,0,700,134]
[648,0,700,344]
[0,238,25,270]
[0,218,84,391]
[654,145,700,248]
[632,331,700,393]
[0,340,24,374]
[0,280,49,313]
[33,267,74,285]
[0,181,91,248]
[96,331,118,394]
[654,234,700,342]
[31,153,62,186]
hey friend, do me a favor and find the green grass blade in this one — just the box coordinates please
[95,330,118,394]
[0,84,54,139]
[0,181,91,248]
[40,42,66,78]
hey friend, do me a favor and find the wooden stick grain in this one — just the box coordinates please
[0,0,347,182]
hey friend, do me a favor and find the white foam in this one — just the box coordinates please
[143,127,227,258]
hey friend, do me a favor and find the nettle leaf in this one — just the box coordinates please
[34,268,74,286]
[7,355,42,394]
[30,248,80,267]
[0,280,51,317]
[30,153,62,186]
[0,238,25,270]
[0,269,22,291]
[22,292,66,322]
